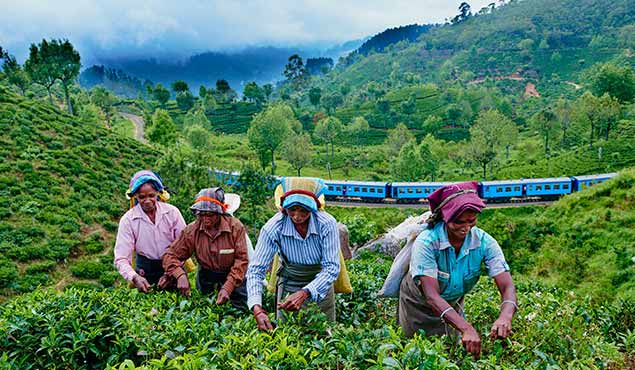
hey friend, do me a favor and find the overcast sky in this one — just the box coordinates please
[1,0,493,63]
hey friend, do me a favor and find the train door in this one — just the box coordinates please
[522,184,527,197]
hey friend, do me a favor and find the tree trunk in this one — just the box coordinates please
[482,162,487,179]
[63,82,73,115]
[47,88,53,106]
[297,168,301,176]
[589,121,595,148]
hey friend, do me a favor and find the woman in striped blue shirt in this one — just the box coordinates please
[246,177,340,331]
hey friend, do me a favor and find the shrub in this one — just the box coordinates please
[0,257,17,288]
[25,261,56,274]
[70,260,107,279]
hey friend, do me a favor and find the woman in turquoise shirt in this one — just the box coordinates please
[398,181,518,359]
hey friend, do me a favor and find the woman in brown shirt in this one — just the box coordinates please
[162,187,249,309]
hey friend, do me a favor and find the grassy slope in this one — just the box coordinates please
[0,87,158,295]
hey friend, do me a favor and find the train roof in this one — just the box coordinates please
[481,179,527,186]
[518,177,571,184]
[391,182,454,187]
[571,173,617,181]
[324,180,387,186]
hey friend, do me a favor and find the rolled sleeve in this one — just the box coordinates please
[409,232,438,280]
[162,227,195,280]
[246,228,277,310]
[223,222,249,295]
[114,217,138,282]
[303,220,340,301]
[483,233,510,277]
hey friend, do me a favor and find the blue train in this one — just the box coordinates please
[212,169,617,204]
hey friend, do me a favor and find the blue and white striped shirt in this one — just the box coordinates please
[246,211,340,309]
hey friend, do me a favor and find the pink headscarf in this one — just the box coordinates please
[428,181,486,223]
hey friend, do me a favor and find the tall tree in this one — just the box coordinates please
[282,133,313,176]
[176,91,195,111]
[215,79,236,103]
[51,39,81,114]
[24,40,59,106]
[90,86,116,126]
[347,116,370,147]
[467,109,518,178]
[2,53,30,95]
[419,142,439,181]
[530,109,559,154]
[384,123,415,158]
[321,91,343,114]
[308,86,322,108]
[314,116,343,179]
[247,103,297,174]
[391,139,425,181]
[148,109,178,146]
[183,107,211,130]
[243,81,264,105]
[171,80,190,93]
[587,62,635,103]
[262,83,273,102]
[283,54,307,89]
[153,84,170,107]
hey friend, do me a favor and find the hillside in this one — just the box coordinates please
[326,0,635,96]
[0,87,158,295]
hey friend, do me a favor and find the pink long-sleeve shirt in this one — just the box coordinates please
[114,202,186,281]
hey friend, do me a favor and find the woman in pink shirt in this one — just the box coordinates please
[114,171,186,292]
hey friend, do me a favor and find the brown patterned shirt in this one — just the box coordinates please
[162,215,248,294]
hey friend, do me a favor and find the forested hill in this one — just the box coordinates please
[0,86,158,294]
[329,0,635,91]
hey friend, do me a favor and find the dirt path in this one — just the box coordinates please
[120,112,146,143]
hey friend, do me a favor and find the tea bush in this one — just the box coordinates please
[0,252,631,369]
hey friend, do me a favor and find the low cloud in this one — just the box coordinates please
[1,0,492,63]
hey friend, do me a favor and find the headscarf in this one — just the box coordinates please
[190,187,230,214]
[427,181,486,226]
[126,170,170,208]
[274,177,326,212]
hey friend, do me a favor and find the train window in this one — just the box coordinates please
[514,186,520,191]
[336,186,341,191]
[536,185,542,191]
[378,189,383,193]
[496,187,502,192]
[362,187,368,192]
[370,188,376,193]
[354,187,360,192]
[554,184,560,190]
[563,184,569,189]
[407,188,413,194]
[505,187,511,192]
[399,189,405,194]
[425,189,431,193]
[485,186,490,191]
[545,185,551,190]
[328,186,334,191]
[415,188,422,193]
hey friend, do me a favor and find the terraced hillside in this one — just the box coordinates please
[0,87,159,295]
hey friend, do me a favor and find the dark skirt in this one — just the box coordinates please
[135,254,165,286]
[196,268,248,310]
[398,274,464,338]
[275,261,335,322]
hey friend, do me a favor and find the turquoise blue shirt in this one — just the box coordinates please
[410,222,509,302]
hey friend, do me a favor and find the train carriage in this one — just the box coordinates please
[391,182,453,203]
[323,180,387,202]
[523,177,572,199]
[480,179,525,202]
[571,173,617,192]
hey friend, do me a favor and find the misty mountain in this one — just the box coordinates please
[88,41,365,95]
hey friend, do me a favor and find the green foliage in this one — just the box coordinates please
[152,84,170,106]
[281,133,313,176]
[175,91,195,112]
[0,256,17,289]
[70,259,111,280]
[247,103,297,174]
[148,109,178,146]
[587,62,635,103]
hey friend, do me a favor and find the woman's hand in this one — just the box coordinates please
[176,274,191,297]
[132,275,151,293]
[253,305,274,331]
[157,274,173,290]
[490,315,513,339]
[278,289,310,311]
[461,326,482,359]
[216,288,230,305]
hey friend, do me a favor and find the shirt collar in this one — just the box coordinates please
[281,212,319,238]
[437,223,481,255]
[130,201,169,221]
[196,215,232,235]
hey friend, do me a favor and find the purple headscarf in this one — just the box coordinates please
[428,181,486,223]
